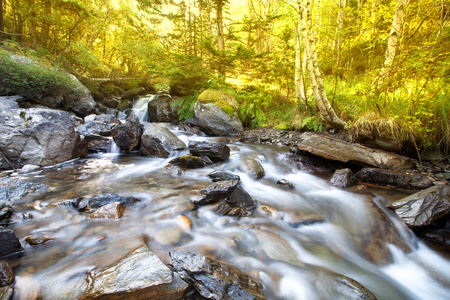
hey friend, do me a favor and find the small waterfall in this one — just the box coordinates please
[132,95,157,122]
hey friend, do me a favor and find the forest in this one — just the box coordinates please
[0,0,449,157]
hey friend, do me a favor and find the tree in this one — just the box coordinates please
[299,0,346,129]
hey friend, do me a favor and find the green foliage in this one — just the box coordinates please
[0,49,76,99]
[172,93,198,121]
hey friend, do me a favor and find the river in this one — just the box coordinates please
[4,96,450,299]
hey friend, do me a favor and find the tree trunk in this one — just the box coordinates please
[216,0,225,76]
[300,0,346,129]
[0,0,4,40]
[333,0,346,70]
[295,21,307,106]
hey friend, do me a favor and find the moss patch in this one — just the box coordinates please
[198,89,239,118]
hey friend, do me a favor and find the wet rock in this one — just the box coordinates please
[189,141,230,162]
[0,229,23,257]
[85,136,113,153]
[20,164,40,174]
[297,132,415,170]
[140,123,186,158]
[88,194,140,209]
[388,185,450,228]
[355,168,433,189]
[112,114,143,152]
[153,227,184,245]
[0,96,21,110]
[170,250,266,300]
[194,101,243,137]
[0,204,13,227]
[12,276,41,300]
[121,87,146,101]
[213,201,232,215]
[315,270,376,300]
[0,108,88,169]
[0,177,50,203]
[169,156,207,169]
[276,179,294,189]
[24,235,55,246]
[0,286,13,300]
[244,158,265,180]
[329,168,355,188]
[0,261,14,286]
[77,121,117,137]
[227,186,255,209]
[102,97,119,109]
[147,95,179,123]
[82,245,187,299]
[193,180,239,205]
[88,202,125,220]
[208,170,240,182]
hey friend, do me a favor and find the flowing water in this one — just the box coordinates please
[4,98,450,299]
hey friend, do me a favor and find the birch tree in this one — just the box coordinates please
[298,0,346,129]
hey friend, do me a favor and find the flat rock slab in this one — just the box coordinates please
[82,245,187,299]
[170,250,266,300]
[355,168,433,189]
[297,133,415,170]
[388,185,450,228]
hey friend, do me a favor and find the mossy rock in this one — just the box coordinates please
[197,89,239,118]
[117,100,133,111]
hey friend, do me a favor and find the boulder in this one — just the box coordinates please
[355,168,433,189]
[329,168,355,188]
[121,87,146,101]
[169,156,208,169]
[0,96,21,110]
[87,194,140,209]
[102,97,119,109]
[147,95,179,123]
[77,121,117,137]
[0,228,23,258]
[82,245,187,299]
[88,202,125,220]
[0,54,96,117]
[244,158,265,180]
[227,186,255,209]
[85,136,113,153]
[208,170,240,182]
[112,115,143,152]
[297,133,415,170]
[140,123,186,158]
[0,261,15,286]
[0,108,87,169]
[170,250,266,300]
[188,141,230,162]
[192,180,239,205]
[388,185,450,228]
[194,89,243,137]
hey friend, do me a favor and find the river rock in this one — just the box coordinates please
[189,141,230,162]
[140,123,186,158]
[24,235,55,246]
[208,170,240,182]
[277,179,294,189]
[0,261,14,286]
[112,114,143,152]
[88,202,125,220]
[87,194,140,209]
[0,177,50,203]
[147,95,179,123]
[0,108,87,169]
[297,132,415,170]
[227,186,255,209]
[244,158,265,180]
[121,87,146,100]
[315,270,376,300]
[388,185,450,228]
[20,164,40,174]
[0,228,23,258]
[355,168,433,189]
[85,136,113,153]
[0,286,13,300]
[82,245,187,299]
[329,168,355,188]
[77,121,117,137]
[0,204,13,227]
[194,101,243,137]
[169,155,207,169]
[101,97,120,109]
[193,180,239,205]
[170,250,266,300]
[0,96,21,110]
